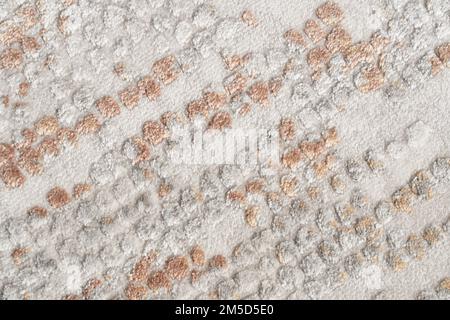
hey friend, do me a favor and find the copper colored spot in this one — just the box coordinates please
[125,284,148,300]
[21,128,37,146]
[165,256,189,280]
[186,99,209,119]
[299,139,326,160]
[284,29,306,47]
[0,163,24,188]
[248,81,270,106]
[21,36,40,52]
[119,85,140,109]
[56,128,78,145]
[130,253,156,282]
[190,246,206,266]
[0,48,23,69]
[225,73,247,96]
[27,206,47,218]
[34,116,59,136]
[18,146,42,175]
[246,179,265,194]
[203,91,227,109]
[245,206,259,227]
[96,96,121,118]
[132,137,150,164]
[38,137,60,157]
[208,112,232,130]
[142,121,167,145]
[0,143,15,167]
[304,20,325,43]
[152,55,180,85]
[226,190,246,203]
[73,183,92,199]
[11,247,29,265]
[344,42,374,68]
[209,255,227,269]
[241,10,258,27]
[148,271,171,290]
[47,186,71,208]
[158,183,172,198]
[436,43,450,65]
[325,26,352,54]
[269,77,283,96]
[279,118,295,141]
[282,148,302,169]
[138,76,161,101]
[82,279,102,298]
[75,114,101,134]
[316,1,344,25]
[357,65,385,93]
[18,82,30,97]
[307,47,331,68]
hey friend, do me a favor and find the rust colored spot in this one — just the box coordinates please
[132,137,150,164]
[226,190,246,203]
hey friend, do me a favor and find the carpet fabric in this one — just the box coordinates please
[0,0,449,300]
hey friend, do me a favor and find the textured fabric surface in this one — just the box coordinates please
[0,0,449,300]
